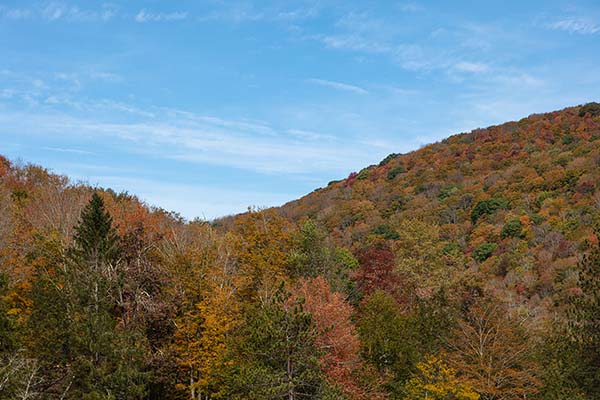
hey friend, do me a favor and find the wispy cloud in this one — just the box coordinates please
[43,146,93,155]
[135,9,188,23]
[41,2,117,22]
[454,61,489,73]
[319,34,391,53]
[492,72,545,88]
[1,2,118,22]
[306,78,369,94]
[89,71,122,82]
[287,129,336,141]
[0,69,132,112]
[0,6,32,20]
[275,7,320,21]
[0,103,384,175]
[547,17,600,35]
[398,3,424,13]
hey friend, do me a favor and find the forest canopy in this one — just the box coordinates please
[1,103,600,399]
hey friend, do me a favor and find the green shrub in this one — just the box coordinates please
[387,166,406,180]
[530,213,544,225]
[470,198,508,224]
[442,242,461,256]
[578,102,600,117]
[356,169,371,180]
[534,192,553,210]
[373,224,401,240]
[562,133,575,145]
[501,219,524,239]
[379,153,399,166]
[473,242,497,262]
[438,186,459,200]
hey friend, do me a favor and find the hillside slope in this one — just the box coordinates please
[278,102,600,306]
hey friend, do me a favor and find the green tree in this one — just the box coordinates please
[470,198,508,224]
[357,290,418,394]
[230,288,324,400]
[0,273,16,354]
[28,192,147,399]
[500,219,524,239]
[288,220,359,301]
[287,220,330,279]
[472,242,496,263]
[565,233,600,398]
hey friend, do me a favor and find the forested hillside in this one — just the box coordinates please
[1,103,600,399]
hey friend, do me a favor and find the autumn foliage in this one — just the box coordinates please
[1,103,600,398]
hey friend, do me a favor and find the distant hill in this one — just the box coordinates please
[276,102,600,306]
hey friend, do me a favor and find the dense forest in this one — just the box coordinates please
[1,103,600,399]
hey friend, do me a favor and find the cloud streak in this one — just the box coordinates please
[454,61,489,74]
[135,9,188,23]
[306,78,369,94]
[0,104,383,176]
[547,17,600,35]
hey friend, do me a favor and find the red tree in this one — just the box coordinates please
[353,243,400,299]
[292,277,385,399]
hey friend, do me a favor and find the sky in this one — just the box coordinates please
[1,1,600,220]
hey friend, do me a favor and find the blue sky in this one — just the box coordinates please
[1,0,599,219]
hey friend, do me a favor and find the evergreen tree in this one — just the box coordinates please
[288,220,359,301]
[566,232,600,398]
[29,192,147,399]
[230,288,324,399]
[357,290,419,395]
[0,273,16,354]
[73,192,121,270]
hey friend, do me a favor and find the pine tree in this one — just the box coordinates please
[567,232,600,398]
[72,192,121,271]
[29,192,147,399]
[231,287,324,400]
[0,273,16,354]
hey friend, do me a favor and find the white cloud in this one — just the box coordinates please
[43,146,93,155]
[42,3,65,21]
[276,7,319,21]
[548,17,600,35]
[492,72,545,88]
[135,9,188,23]
[0,6,31,20]
[306,78,369,94]
[0,3,119,22]
[398,3,424,12]
[287,129,336,141]
[454,61,489,73]
[89,71,122,82]
[319,34,391,53]
[0,105,384,176]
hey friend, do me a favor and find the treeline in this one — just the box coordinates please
[0,160,597,399]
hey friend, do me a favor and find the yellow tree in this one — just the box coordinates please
[171,224,241,399]
[175,283,240,400]
[232,208,292,302]
[404,355,479,400]
[446,299,540,400]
